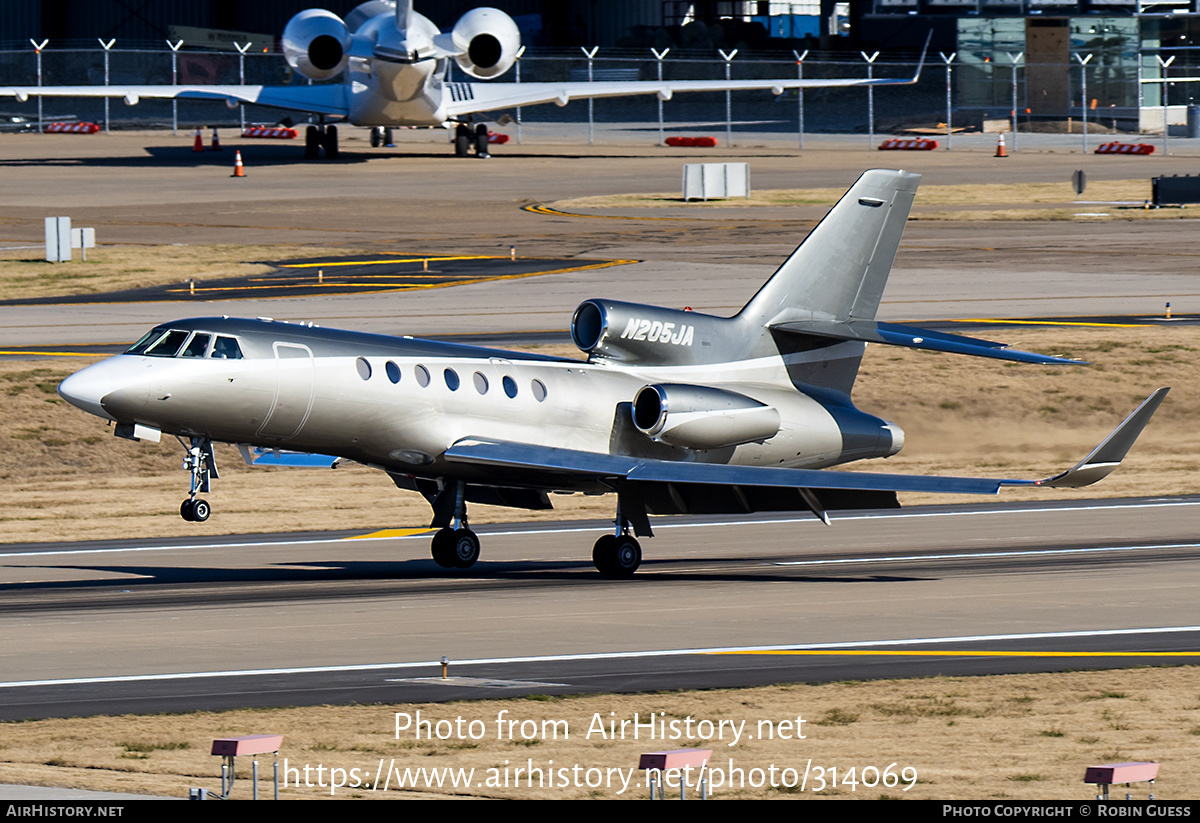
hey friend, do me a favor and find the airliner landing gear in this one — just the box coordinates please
[178,436,217,522]
[304,124,339,159]
[369,127,394,148]
[429,480,479,569]
[593,507,642,577]
[454,123,490,158]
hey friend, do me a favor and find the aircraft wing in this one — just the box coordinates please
[443,388,1167,519]
[0,84,350,117]
[444,75,918,118]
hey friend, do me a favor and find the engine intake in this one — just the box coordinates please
[448,8,520,79]
[633,384,781,451]
[282,9,352,81]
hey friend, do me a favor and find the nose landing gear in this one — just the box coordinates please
[178,436,217,522]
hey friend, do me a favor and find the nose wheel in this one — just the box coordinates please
[180,498,211,522]
[177,436,217,522]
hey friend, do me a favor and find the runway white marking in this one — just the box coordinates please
[1,625,1197,690]
[0,499,1196,559]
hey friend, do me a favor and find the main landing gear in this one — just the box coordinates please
[454,123,491,158]
[304,123,339,159]
[369,127,394,148]
[428,479,480,569]
[592,505,642,578]
[178,436,217,522]
[425,480,643,576]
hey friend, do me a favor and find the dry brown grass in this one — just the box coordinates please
[1,667,1196,799]
[554,179,1182,221]
[1,325,1194,544]
[0,244,354,301]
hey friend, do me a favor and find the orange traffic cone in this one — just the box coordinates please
[231,150,245,177]
[209,127,221,151]
[995,132,1008,158]
[192,127,203,152]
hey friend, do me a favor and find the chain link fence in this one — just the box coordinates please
[0,43,1175,138]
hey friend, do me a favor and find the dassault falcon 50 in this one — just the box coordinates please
[1,1,928,158]
[57,170,1167,577]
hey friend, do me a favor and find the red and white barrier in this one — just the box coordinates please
[1095,142,1154,155]
[240,126,298,139]
[665,136,719,148]
[879,138,938,151]
[45,122,99,134]
[488,132,510,144]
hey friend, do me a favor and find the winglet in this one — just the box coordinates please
[1027,388,1168,488]
[910,30,933,84]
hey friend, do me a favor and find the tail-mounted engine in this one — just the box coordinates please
[632,384,781,451]
[447,7,520,79]
[282,9,352,81]
[572,299,741,368]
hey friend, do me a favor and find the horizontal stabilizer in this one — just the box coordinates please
[1021,387,1169,488]
[771,318,1084,365]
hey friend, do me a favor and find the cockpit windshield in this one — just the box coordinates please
[125,328,243,359]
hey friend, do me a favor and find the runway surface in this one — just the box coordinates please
[1,498,1197,719]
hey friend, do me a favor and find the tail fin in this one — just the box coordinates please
[738,169,920,327]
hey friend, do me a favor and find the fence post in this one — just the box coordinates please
[514,45,525,145]
[168,39,183,136]
[234,42,251,131]
[652,47,670,146]
[1075,53,1093,154]
[1006,52,1024,151]
[719,49,738,148]
[793,49,808,150]
[581,46,598,146]
[940,51,955,150]
[30,39,48,133]
[861,51,879,150]
[98,39,115,134]
[1157,54,1175,155]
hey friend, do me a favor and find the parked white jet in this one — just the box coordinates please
[57,170,1167,576]
[1,1,929,158]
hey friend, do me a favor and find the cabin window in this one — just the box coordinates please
[502,376,518,398]
[356,357,372,380]
[444,368,460,391]
[385,361,401,384]
[210,336,243,360]
[531,379,547,402]
[180,333,210,358]
[473,372,488,394]
[415,365,431,387]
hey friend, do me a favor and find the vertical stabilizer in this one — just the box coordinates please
[738,169,920,327]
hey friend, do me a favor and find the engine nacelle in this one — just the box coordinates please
[572,298,740,368]
[448,7,520,79]
[632,384,781,451]
[282,9,352,81]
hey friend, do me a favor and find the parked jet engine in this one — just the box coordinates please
[446,7,520,79]
[632,384,781,450]
[282,9,353,81]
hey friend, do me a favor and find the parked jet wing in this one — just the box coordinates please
[443,75,922,118]
[771,318,1084,365]
[0,84,351,117]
